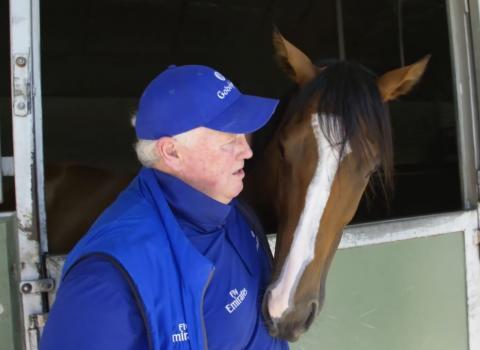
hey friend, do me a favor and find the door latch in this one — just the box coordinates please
[20,278,55,294]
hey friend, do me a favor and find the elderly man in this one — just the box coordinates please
[40,65,289,349]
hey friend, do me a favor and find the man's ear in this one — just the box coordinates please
[156,137,182,171]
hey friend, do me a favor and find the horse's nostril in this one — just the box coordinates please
[268,320,279,338]
[304,301,318,330]
[311,301,319,315]
[262,289,280,337]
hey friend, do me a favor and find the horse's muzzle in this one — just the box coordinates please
[262,289,319,342]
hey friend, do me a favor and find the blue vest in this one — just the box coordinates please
[63,168,215,349]
[63,169,280,350]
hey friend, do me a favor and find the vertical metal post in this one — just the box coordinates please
[0,107,4,204]
[335,0,346,60]
[447,1,480,349]
[446,0,479,209]
[9,0,46,349]
[397,0,406,67]
[467,0,480,199]
[31,0,47,256]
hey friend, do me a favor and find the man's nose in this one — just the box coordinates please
[238,134,253,159]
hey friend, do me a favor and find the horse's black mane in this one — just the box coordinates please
[267,60,394,193]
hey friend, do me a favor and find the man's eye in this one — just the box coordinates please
[221,139,236,151]
[223,138,236,146]
[365,165,380,178]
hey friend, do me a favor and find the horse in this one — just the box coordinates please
[241,30,430,341]
[44,163,134,254]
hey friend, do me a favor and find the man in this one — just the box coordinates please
[40,65,289,349]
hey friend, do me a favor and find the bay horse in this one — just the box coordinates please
[241,30,429,341]
[44,163,133,253]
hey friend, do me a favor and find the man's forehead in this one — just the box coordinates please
[199,127,236,138]
[177,127,238,142]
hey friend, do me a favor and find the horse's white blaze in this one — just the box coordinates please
[268,113,350,320]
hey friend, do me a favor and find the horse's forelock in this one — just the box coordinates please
[288,61,394,195]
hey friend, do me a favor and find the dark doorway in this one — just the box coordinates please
[39,0,461,225]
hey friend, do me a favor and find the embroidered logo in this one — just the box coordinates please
[217,81,235,99]
[172,323,189,343]
[214,71,226,81]
[225,288,248,314]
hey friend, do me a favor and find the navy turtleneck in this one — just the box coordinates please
[154,170,231,231]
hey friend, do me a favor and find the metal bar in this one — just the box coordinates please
[0,96,4,203]
[397,0,405,66]
[268,209,478,251]
[9,0,44,349]
[340,209,477,248]
[31,0,47,256]
[335,0,346,60]
[464,225,480,350]
[467,0,480,196]
[446,0,479,209]
[453,2,480,343]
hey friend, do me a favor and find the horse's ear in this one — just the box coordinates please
[377,55,431,102]
[273,29,318,86]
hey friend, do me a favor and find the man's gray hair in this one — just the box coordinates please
[135,139,160,167]
[132,113,194,167]
[132,113,159,167]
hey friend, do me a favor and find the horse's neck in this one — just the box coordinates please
[243,136,282,233]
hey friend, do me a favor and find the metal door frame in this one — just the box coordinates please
[9,0,48,349]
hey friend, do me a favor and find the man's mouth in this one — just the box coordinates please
[233,168,245,176]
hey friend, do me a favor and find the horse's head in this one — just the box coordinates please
[262,30,430,341]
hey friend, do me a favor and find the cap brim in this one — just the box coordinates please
[205,94,279,134]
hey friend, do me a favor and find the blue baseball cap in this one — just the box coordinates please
[135,65,279,139]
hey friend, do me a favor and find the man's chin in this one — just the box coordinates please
[228,183,244,202]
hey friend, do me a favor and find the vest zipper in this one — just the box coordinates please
[200,267,215,350]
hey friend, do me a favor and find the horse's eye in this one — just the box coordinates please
[366,165,380,178]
